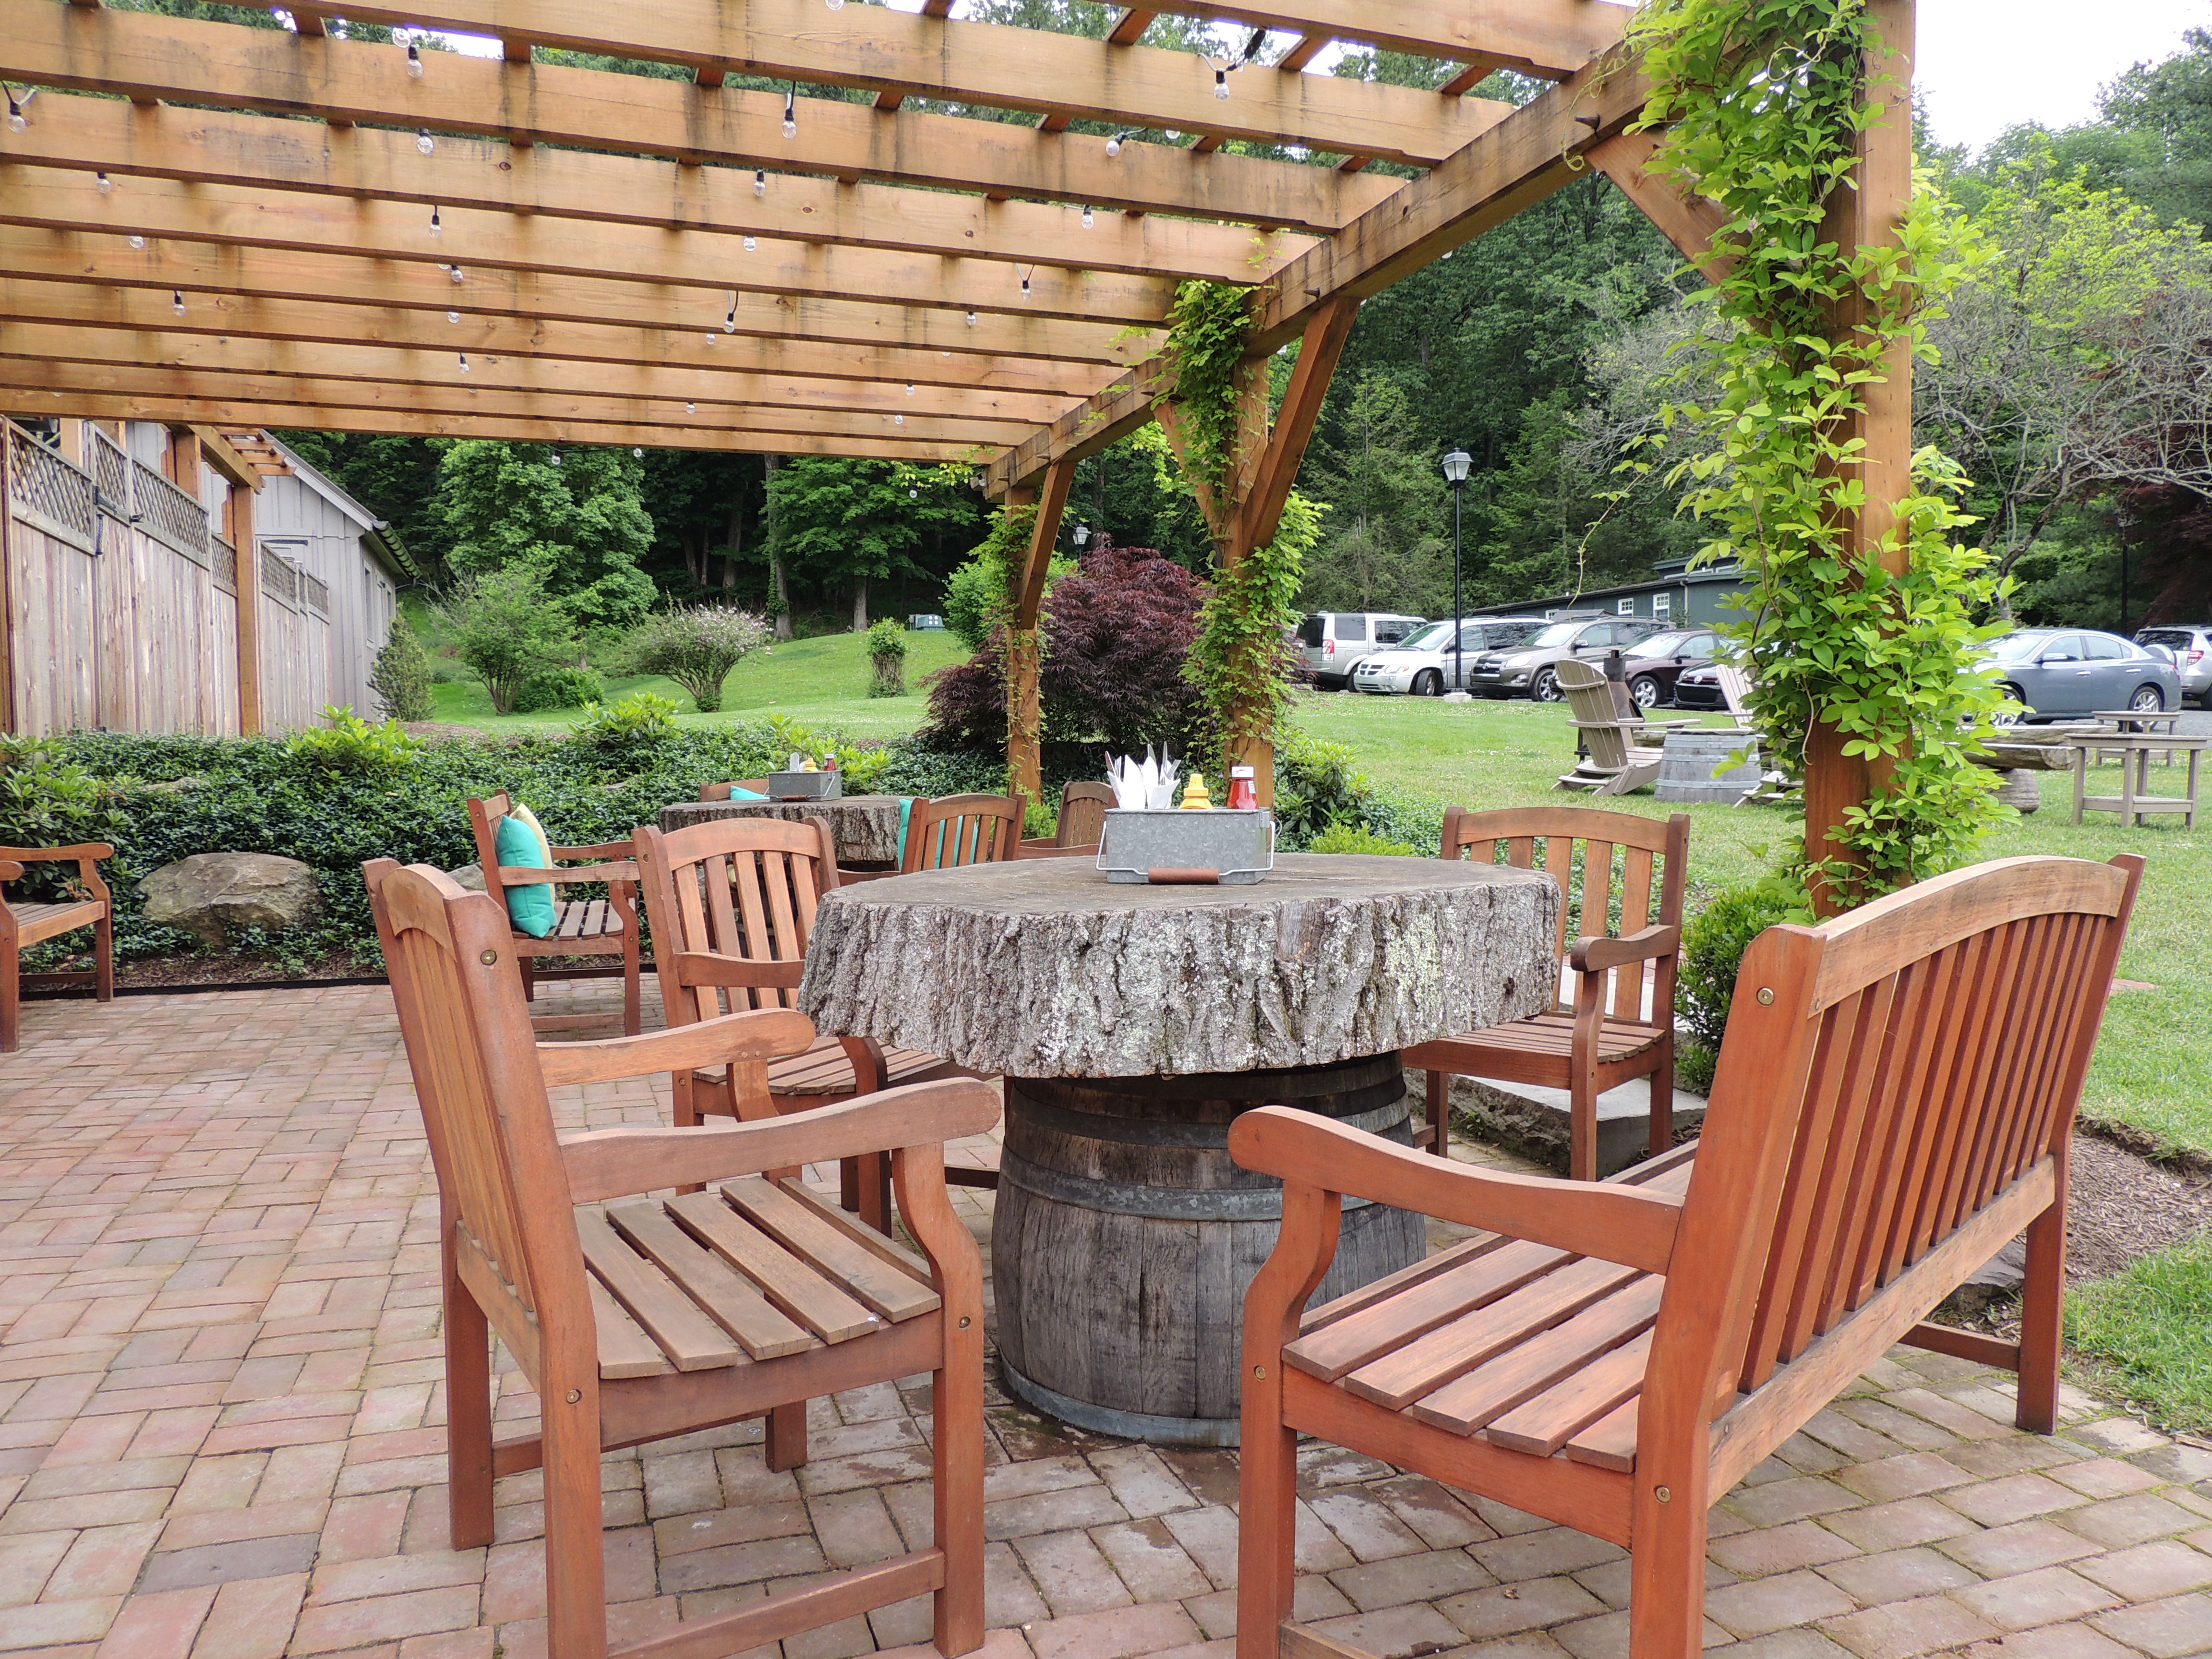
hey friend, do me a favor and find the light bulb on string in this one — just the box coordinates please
[447,264,465,284]
[686,401,697,415]
[128,234,147,251]
[171,290,186,316]
[95,172,113,194]
[458,353,470,373]
[1105,132,1128,158]
[966,311,979,327]
[1214,65,1229,100]
[906,384,915,396]
[1019,267,1033,301]
[743,235,757,252]
[446,309,461,323]
[782,84,797,140]
[909,486,920,501]
[1081,204,1094,229]
[754,168,767,197]
[428,204,442,238]
[549,452,562,466]
[724,293,738,332]
[406,41,424,79]
[5,89,27,135]
[416,129,435,156]
[893,413,904,426]
[634,447,644,457]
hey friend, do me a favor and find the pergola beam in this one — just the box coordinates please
[0,325,1065,429]
[0,229,1149,370]
[202,0,1512,167]
[0,0,1426,224]
[6,395,995,461]
[0,276,1115,398]
[0,167,1183,329]
[0,93,1311,286]
[1104,1,1632,79]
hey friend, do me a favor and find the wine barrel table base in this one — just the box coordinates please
[993,1054,1421,1444]
[796,854,1560,1444]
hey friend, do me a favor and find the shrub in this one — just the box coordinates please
[1307,823,1419,856]
[436,566,581,714]
[368,613,435,722]
[512,666,605,713]
[1273,729,1370,848]
[0,736,125,901]
[285,706,424,778]
[624,605,774,713]
[1676,882,1800,1055]
[866,619,909,699]
[570,691,680,763]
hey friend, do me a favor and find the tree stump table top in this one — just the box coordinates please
[796,853,1562,1079]
[658,795,904,866]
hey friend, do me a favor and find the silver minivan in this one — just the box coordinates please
[2135,625,2212,707]
[1296,612,1426,690]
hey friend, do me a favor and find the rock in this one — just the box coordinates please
[1429,1068,1709,1178]
[137,853,324,949]
[446,864,489,893]
[139,775,209,795]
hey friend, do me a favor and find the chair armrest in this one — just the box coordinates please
[498,862,637,886]
[0,862,21,884]
[561,1076,1003,1203]
[667,951,806,991]
[537,1006,814,1088]
[0,844,114,904]
[549,840,637,861]
[1570,924,1681,975]
[1227,1106,1682,1274]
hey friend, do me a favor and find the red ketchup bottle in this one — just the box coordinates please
[1227,766,1258,811]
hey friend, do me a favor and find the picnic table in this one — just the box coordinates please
[2090,709,2185,767]
[2065,731,2206,829]
[659,794,905,867]
[795,853,1559,1444]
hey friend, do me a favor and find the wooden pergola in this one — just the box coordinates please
[0,0,1916,854]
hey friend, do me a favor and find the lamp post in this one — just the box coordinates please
[1441,447,1472,695]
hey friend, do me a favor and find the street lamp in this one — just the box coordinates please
[1441,447,1473,694]
[1072,523,1091,549]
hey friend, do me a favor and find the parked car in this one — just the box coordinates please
[1616,627,1724,710]
[1672,660,1736,713]
[1467,614,1669,701]
[1296,612,1426,689]
[2135,624,2212,707]
[1983,628,2182,720]
[1350,616,1548,696]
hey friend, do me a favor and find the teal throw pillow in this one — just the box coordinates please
[495,811,557,938]
[727,786,769,800]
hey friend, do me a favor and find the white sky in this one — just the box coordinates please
[439,0,2211,161]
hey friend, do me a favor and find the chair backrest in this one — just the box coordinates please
[364,858,590,1355]
[1653,855,2143,1445]
[1057,781,1115,849]
[464,792,519,902]
[700,780,772,802]
[1575,720,1637,773]
[1716,664,1753,718]
[1441,806,1690,1022]
[1558,659,1635,729]
[901,793,1023,873]
[633,818,839,1028]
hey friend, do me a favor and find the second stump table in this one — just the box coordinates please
[796,853,1559,1443]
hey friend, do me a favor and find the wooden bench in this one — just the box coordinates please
[1236,852,2144,1659]
[366,858,995,1659]
[0,843,115,1054]
[1407,809,1689,1181]
[466,791,643,1035]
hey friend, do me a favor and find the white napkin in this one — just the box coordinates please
[1105,748,1181,812]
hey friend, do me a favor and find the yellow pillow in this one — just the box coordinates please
[509,801,554,864]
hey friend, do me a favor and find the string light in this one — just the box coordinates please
[447,264,466,284]
[171,290,185,315]
[910,486,920,500]
[1081,204,1094,229]
[634,447,644,457]
[4,87,29,135]
[743,235,757,252]
[1214,65,1229,100]
[458,353,470,373]
[894,413,905,426]
[1106,131,1131,158]
[724,292,738,332]
[906,383,915,396]
[446,309,461,323]
[95,172,112,194]
[686,401,697,414]
[782,84,797,140]
[754,168,767,197]
[128,234,147,251]
[827,0,844,9]
[1019,267,1033,301]
[966,311,979,327]
[550,452,562,466]
[428,204,442,238]
[416,129,435,155]
[406,41,424,79]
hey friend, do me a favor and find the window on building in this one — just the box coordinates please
[1617,598,1636,616]
[1653,593,1672,619]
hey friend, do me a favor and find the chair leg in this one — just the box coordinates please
[1627,1485,1710,1659]
[520,954,537,1003]
[2017,1198,2067,1434]
[541,1380,609,1659]
[1648,1040,1674,1159]
[445,1244,495,1552]
[1235,1395,1300,1659]
[765,1402,809,1473]
[932,1293,987,1657]
[1425,1066,1451,1158]
[94,909,114,1002]
[0,946,17,1055]
[1570,1066,1598,1183]
[621,936,642,1037]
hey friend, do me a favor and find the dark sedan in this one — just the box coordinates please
[1616,628,1722,710]
[1672,661,1734,712]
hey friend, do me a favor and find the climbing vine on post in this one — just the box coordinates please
[958,502,1041,787]
[1629,0,2010,910]
[1157,279,1322,777]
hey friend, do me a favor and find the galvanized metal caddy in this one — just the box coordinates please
[1097,809,1275,885]
[765,770,844,801]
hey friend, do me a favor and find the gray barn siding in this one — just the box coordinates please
[252,454,399,720]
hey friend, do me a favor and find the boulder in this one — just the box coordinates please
[446,864,489,893]
[138,853,324,949]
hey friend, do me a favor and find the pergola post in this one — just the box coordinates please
[1804,0,1916,914]
[1005,462,1072,812]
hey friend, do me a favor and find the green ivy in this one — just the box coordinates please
[1185,492,1324,775]
[1157,280,1257,494]
[1627,0,2013,905]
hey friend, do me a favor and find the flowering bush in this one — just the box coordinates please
[622,604,773,712]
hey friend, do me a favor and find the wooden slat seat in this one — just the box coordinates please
[755,1036,961,1097]
[1420,1010,1667,1069]
[466,791,644,1035]
[7,898,105,946]
[1,845,116,1054]
[1234,854,2147,1659]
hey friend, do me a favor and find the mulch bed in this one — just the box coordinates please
[2067,1129,2212,1281]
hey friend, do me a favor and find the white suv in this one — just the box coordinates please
[1352,617,1549,696]
[1296,612,1425,690]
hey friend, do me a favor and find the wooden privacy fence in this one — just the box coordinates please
[1,422,328,736]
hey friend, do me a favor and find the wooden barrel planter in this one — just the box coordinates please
[992,1051,1424,1445]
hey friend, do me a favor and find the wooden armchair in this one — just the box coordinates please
[1407,808,1689,1181]
[902,793,1024,872]
[633,817,997,1245]
[366,858,993,1659]
[466,791,642,1035]
[0,844,116,1054]
[1021,781,1113,857]
[701,779,772,801]
[1236,852,2144,1659]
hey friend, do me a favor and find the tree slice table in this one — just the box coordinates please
[659,795,904,867]
[797,854,1560,1443]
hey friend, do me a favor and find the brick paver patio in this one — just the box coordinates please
[1,982,2208,1659]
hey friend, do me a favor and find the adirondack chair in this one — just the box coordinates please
[466,792,643,1035]
[0,844,115,1054]
[365,858,993,1659]
[1556,661,1673,796]
[633,817,997,1247]
[902,793,1025,872]
[1235,852,2144,1659]
[1021,781,1114,857]
[700,780,772,800]
[1407,809,1689,1181]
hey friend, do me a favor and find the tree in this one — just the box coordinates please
[764,459,981,631]
[431,441,658,628]
[623,604,773,712]
[2098,29,2212,233]
[1298,372,1449,615]
[436,566,583,714]
[367,612,435,722]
